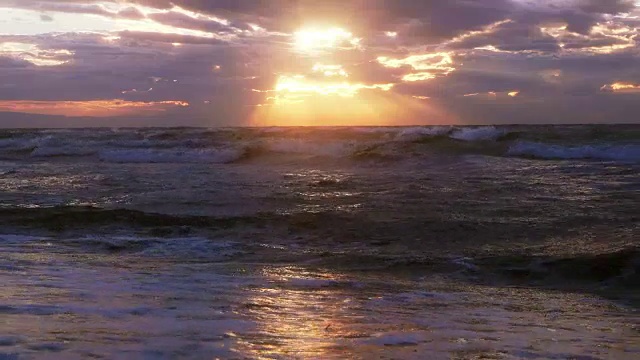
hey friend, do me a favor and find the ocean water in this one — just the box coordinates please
[0,125,639,359]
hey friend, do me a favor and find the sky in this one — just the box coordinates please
[0,0,639,127]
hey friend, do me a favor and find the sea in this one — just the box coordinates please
[0,124,639,359]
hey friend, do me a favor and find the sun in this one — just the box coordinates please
[249,25,450,126]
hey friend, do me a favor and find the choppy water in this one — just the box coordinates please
[1,125,639,359]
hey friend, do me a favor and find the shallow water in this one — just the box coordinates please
[1,125,639,358]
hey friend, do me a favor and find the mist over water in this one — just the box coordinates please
[1,125,639,358]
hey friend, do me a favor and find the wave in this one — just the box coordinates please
[508,141,640,161]
[98,148,242,164]
[395,126,452,141]
[0,206,265,231]
[0,126,638,163]
[31,146,97,157]
[450,126,506,141]
[476,248,640,287]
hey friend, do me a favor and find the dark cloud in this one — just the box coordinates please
[117,31,229,45]
[577,0,636,15]
[0,56,31,68]
[448,21,561,53]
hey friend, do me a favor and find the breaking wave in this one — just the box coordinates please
[0,125,637,163]
[450,126,506,141]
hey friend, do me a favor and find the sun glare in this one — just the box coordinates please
[312,63,349,77]
[272,75,393,99]
[250,25,446,126]
[293,28,361,52]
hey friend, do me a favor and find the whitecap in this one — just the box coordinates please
[450,126,506,141]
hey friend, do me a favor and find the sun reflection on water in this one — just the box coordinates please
[237,266,357,359]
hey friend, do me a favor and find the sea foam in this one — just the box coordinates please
[450,126,505,141]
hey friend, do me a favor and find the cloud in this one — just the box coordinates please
[0,56,31,68]
[0,0,638,126]
[117,31,229,45]
[148,10,239,34]
[377,52,456,82]
[0,99,189,117]
[600,82,640,93]
[0,42,74,66]
[117,6,146,20]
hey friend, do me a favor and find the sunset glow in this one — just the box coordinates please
[1,3,639,359]
[274,76,392,97]
[0,100,189,117]
[312,63,349,77]
[0,0,638,125]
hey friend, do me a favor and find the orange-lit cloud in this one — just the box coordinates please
[540,22,638,54]
[463,91,520,98]
[312,63,348,77]
[121,88,154,95]
[600,82,640,93]
[446,19,513,45]
[0,42,73,66]
[0,100,189,117]
[377,52,455,82]
[402,72,436,82]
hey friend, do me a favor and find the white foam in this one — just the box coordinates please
[450,126,505,141]
[508,141,640,161]
[395,126,452,141]
[98,148,242,164]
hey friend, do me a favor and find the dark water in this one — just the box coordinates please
[1,125,639,359]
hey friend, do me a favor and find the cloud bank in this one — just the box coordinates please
[0,0,638,126]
